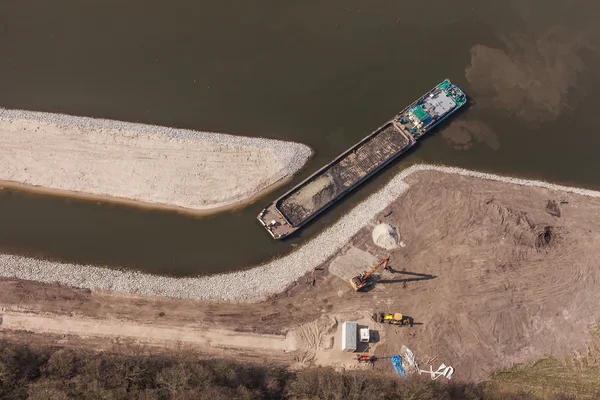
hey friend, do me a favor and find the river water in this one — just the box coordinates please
[1,0,599,275]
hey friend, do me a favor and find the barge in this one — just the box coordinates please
[258,79,467,239]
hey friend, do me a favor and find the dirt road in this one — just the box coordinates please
[0,312,296,351]
[2,170,600,381]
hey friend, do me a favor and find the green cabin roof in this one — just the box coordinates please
[437,79,452,91]
[412,106,429,121]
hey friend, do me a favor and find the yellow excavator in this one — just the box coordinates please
[349,256,389,291]
[376,312,414,327]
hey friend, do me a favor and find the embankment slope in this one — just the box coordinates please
[2,164,600,302]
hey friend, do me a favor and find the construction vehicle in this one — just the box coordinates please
[349,256,389,291]
[356,354,376,363]
[376,312,414,327]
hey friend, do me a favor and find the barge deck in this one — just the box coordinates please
[258,79,467,239]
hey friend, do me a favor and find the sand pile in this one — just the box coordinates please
[372,223,399,249]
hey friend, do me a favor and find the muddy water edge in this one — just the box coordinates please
[0,0,599,275]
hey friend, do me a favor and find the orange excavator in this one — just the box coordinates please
[349,256,390,292]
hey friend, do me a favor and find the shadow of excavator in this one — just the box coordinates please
[377,267,437,284]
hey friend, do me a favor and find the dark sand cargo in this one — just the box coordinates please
[258,79,467,239]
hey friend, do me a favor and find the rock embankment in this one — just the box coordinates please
[2,164,600,302]
[0,109,313,212]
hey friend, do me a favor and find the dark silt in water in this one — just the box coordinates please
[0,0,599,276]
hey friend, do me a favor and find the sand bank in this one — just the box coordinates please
[1,164,599,302]
[0,109,312,213]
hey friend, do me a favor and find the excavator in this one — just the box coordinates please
[349,256,390,292]
[376,312,414,327]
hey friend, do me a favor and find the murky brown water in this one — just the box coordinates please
[0,0,599,275]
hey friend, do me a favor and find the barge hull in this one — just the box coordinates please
[279,122,414,227]
[258,79,467,239]
[258,122,414,239]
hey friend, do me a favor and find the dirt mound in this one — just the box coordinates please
[372,223,398,249]
[489,202,561,250]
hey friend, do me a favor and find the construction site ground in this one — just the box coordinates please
[2,170,600,383]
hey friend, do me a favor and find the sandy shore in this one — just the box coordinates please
[0,109,312,212]
[2,163,600,302]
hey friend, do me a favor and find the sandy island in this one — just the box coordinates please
[2,163,600,384]
[0,109,313,213]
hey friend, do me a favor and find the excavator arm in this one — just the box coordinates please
[362,256,389,281]
[349,256,389,291]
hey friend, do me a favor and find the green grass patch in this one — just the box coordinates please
[485,358,600,399]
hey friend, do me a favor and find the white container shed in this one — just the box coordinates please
[341,321,358,352]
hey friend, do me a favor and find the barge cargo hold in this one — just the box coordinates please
[258,79,467,239]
